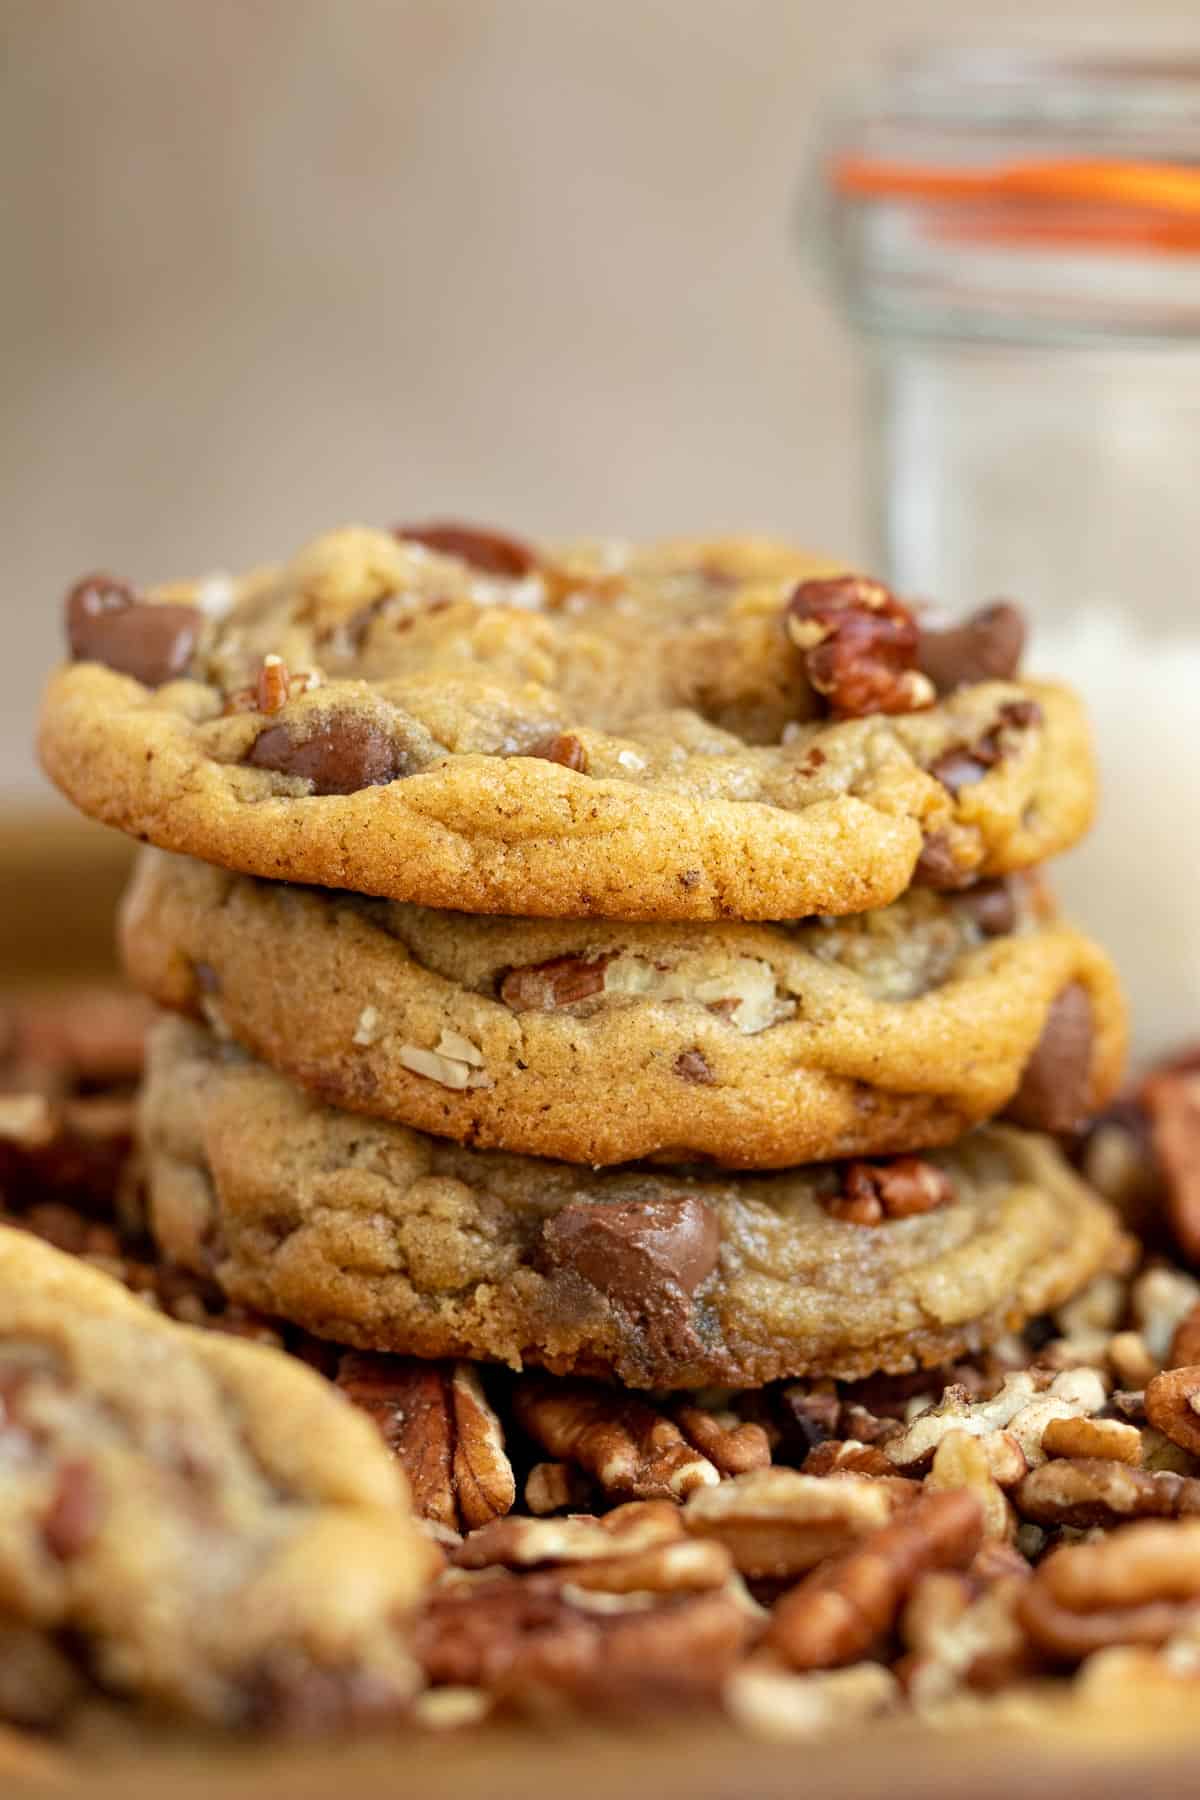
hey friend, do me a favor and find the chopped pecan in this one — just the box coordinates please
[725,1661,899,1740]
[1041,1415,1143,1465]
[1014,1457,1200,1529]
[1145,1366,1200,1458]
[802,1441,897,1479]
[884,1369,1105,1474]
[683,1469,908,1580]
[225,656,319,716]
[524,731,588,772]
[499,955,612,1011]
[1018,1520,1200,1661]
[765,1491,983,1671]
[1133,1265,1200,1362]
[925,1430,1016,1541]
[785,576,933,718]
[824,1157,954,1226]
[511,1376,718,1501]
[335,1354,514,1532]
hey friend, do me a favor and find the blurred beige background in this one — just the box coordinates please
[3,0,1190,798]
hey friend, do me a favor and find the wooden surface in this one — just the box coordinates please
[7,808,1200,1797]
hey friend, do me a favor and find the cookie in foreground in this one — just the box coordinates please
[140,1016,1124,1389]
[0,1225,437,1731]
[40,526,1094,918]
[122,851,1126,1166]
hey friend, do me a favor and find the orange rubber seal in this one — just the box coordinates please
[832,156,1200,253]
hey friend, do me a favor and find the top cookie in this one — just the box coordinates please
[39,524,1095,920]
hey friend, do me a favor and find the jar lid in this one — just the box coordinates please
[820,48,1200,340]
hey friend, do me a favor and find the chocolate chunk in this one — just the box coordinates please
[66,574,201,687]
[912,832,975,891]
[956,879,1018,938]
[918,602,1026,693]
[1005,983,1095,1135]
[42,1459,103,1559]
[245,715,412,795]
[927,748,992,796]
[394,522,538,578]
[542,1194,719,1360]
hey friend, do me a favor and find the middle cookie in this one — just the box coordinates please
[123,852,1125,1168]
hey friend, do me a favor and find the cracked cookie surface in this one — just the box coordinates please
[123,851,1126,1167]
[140,1018,1122,1390]
[0,1225,435,1731]
[39,527,1095,920]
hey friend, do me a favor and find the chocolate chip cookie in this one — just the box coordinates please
[0,1224,436,1730]
[123,851,1126,1167]
[39,526,1095,919]
[141,1017,1123,1390]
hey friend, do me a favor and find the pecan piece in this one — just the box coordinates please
[335,1354,514,1532]
[453,1506,732,1596]
[824,1157,954,1226]
[414,1580,751,1709]
[1014,1457,1200,1528]
[499,955,612,1011]
[785,576,933,719]
[765,1490,984,1671]
[512,1376,718,1501]
[524,731,588,772]
[1145,1366,1200,1458]
[1018,1519,1200,1661]
[683,1468,907,1580]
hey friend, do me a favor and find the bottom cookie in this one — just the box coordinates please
[141,1018,1123,1390]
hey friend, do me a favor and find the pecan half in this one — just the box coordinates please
[765,1490,984,1671]
[335,1354,515,1532]
[511,1376,718,1501]
[683,1469,908,1579]
[524,731,588,772]
[786,576,933,719]
[1145,1366,1200,1458]
[1018,1519,1200,1661]
[394,522,538,578]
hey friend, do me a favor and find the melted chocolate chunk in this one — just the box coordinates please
[542,1194,719,1363]
[66,574,201,687]
[918,602,1026,693]
[1005,983,1095,1135]
[956,879,1019,938]
[245,715,412,795]
[912,832,975,891]
[394,522,538,578]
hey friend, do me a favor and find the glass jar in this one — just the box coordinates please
[819,48,1200,1061]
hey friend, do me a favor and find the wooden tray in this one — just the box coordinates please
[6,808,1200,1797]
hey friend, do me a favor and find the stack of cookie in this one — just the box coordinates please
[40,524,1126,1395]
